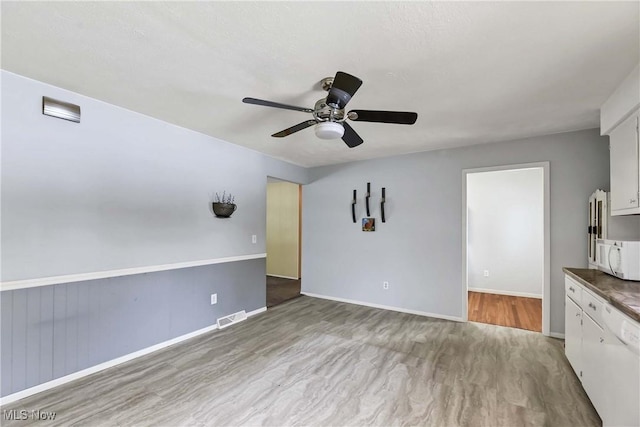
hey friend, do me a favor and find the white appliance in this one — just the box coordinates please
[596,239,640,281]
[601,304,640,426]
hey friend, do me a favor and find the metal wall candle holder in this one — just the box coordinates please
[365,182,371,216]
[381,187,386,223]
[352,190,357,223]
[352,184,388,224]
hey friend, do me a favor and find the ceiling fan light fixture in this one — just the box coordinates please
[314,122,344,140]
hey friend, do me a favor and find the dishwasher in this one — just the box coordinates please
[602,303,640,427]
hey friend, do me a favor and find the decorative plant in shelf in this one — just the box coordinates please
[212,191,237,218]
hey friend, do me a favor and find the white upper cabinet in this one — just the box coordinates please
[601,65,639,136]
[601,64,640,216]
[609,112,639,214]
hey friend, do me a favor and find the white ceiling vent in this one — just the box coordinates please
[42,96,81,123]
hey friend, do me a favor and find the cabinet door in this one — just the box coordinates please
[564,296,582,378]
[595,190,606,240]
[582,314,607,418]
[588,192,596,264]
[610,112,639,213]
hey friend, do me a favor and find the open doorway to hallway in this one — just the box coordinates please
[266,177,302,307]
[464,165,547,333]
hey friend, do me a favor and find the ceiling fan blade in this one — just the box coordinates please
[271,120,317,138]
[349,110,418,125]
[242,97,313,113]
[326,71,363,109]
[342,122,364,148]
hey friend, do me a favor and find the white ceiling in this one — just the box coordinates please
[2,2,638,167]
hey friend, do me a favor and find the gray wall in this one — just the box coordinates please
[608,211,640,240]
[302,129,620,335]
[0,258,265,397]
[1,71,308,282]
[0,71,307,397]
[467,168,544,297]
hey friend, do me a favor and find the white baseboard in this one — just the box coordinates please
[246,307,267,317]
[548,332,565,340]
[0,306,267,405]
[267,274,299,280]
[301,292,463,322]
[468,288,542,299]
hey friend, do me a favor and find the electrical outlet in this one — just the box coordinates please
[383,281,389,290]
[252,235,257,244]
[484,270,489,277]
[211,293,217,305]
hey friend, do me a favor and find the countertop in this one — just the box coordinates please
[563,267,640,323]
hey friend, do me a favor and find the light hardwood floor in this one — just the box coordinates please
[468,291,542,332]
[2,296,598,426]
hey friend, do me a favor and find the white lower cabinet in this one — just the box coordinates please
[564,276,610,422]
[564,296,582,377]
[581,313,608,419]
[564,275,640,426]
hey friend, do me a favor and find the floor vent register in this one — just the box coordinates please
[217,310,247,329]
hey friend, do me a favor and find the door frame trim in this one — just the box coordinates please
[461,161,550,336]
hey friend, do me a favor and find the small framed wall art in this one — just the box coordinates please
[362,218,375,232]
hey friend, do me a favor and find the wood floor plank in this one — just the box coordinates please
[266,275,301,307]
[1,296,593,426]
[468,291,542,332]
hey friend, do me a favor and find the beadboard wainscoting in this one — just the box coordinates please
[0,257,266,400]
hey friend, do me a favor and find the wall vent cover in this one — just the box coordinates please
[217,310,247,329]
[42,96,81,123]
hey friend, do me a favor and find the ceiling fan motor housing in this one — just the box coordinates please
[313,98,344,122]
[314,122,345,139]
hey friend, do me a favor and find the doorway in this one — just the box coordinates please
[462,163,550,334]
[266,177,302,307]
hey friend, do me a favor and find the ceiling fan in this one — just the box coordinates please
[242,71,418,148]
